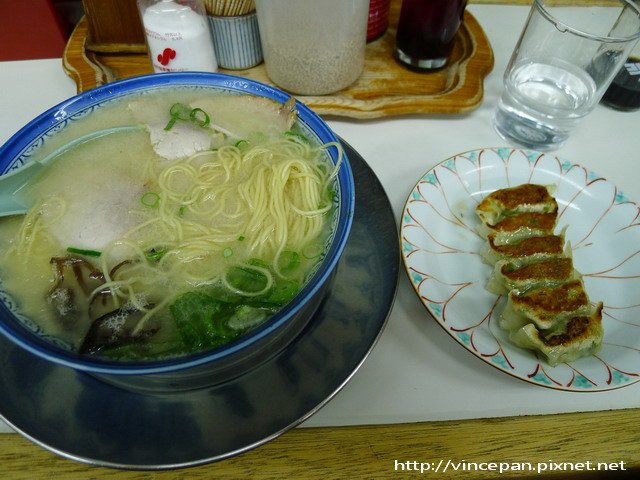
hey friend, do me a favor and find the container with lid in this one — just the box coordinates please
[254,0,369,95]
[204,0,263,70]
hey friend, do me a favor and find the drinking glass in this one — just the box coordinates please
[493,0,640,151]
[394,0,468,70]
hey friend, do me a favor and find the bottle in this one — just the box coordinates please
[137,0,218,73]
[601,1,640,111]
[601,56,640,111]
[394,0,467,70]
[367,0,391,42]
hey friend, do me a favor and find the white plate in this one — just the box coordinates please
[400,148,640,391]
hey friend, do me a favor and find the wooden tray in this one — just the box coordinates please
[63,1,493,118]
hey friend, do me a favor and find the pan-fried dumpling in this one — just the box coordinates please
[500,280,594,332]
[481,230,566,266]
[476,184,557,227]
[476,183,604,366]
[486,257,581,296]
[509,303,604,366]
[476,212,558,245]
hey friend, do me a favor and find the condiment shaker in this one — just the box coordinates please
[138,0,218,73]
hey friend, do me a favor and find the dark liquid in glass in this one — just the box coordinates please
[601,56,640,111]
[395,0,467,70]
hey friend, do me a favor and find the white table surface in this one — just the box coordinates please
[1,5,639,434]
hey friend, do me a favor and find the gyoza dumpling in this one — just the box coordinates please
[481,231,566,266]
[477,212,558,245]
[475,183,604,367]
[476,184,557,227]
[510,303,604,366]
[500,279,595,332]
[486,257,581,296]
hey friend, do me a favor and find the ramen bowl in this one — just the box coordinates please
[0,73,354,392]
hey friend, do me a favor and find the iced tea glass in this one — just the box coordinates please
[494,0,640,151]
[394,0,467,70]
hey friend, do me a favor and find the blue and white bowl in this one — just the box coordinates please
[0,72,354,392]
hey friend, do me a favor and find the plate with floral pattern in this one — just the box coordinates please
[400,148,640,391]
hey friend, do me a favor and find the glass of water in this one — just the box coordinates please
[493,0,640,151]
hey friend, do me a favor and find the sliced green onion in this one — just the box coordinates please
[278,250,300,273]
[302,243,323,259]
[178,205,187,217]
[165,103,210,131]
[284,131,310,144]
[141,192,160,208]
[164,116,178,131]
[170,103,192,120]
[222,248,233,258]
[238,235,245,241]
[67,247,102,257]
[189,108,210,128]
[145,248,167,262]
[234,139,249,149]
[248,257,269,268]
[164,103,191,131]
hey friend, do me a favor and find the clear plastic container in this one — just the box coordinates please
[254,0,369,95]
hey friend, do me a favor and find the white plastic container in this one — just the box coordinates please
[138,0,218,73]
[255,0,369,95]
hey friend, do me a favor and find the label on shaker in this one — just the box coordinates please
[142,3,217,73]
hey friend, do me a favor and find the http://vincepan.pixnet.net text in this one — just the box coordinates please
[393,459,627,475]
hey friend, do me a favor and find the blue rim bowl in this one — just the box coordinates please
[0,72,355,383]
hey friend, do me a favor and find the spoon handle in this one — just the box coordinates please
[0,125,144,217]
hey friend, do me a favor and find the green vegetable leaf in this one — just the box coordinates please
[262,278,299,305]
[169,291,239,350]
[227,265,269,294]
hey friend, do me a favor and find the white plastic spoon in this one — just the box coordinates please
[0,125,144,217]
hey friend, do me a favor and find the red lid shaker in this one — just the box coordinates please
[367,0,391,42]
